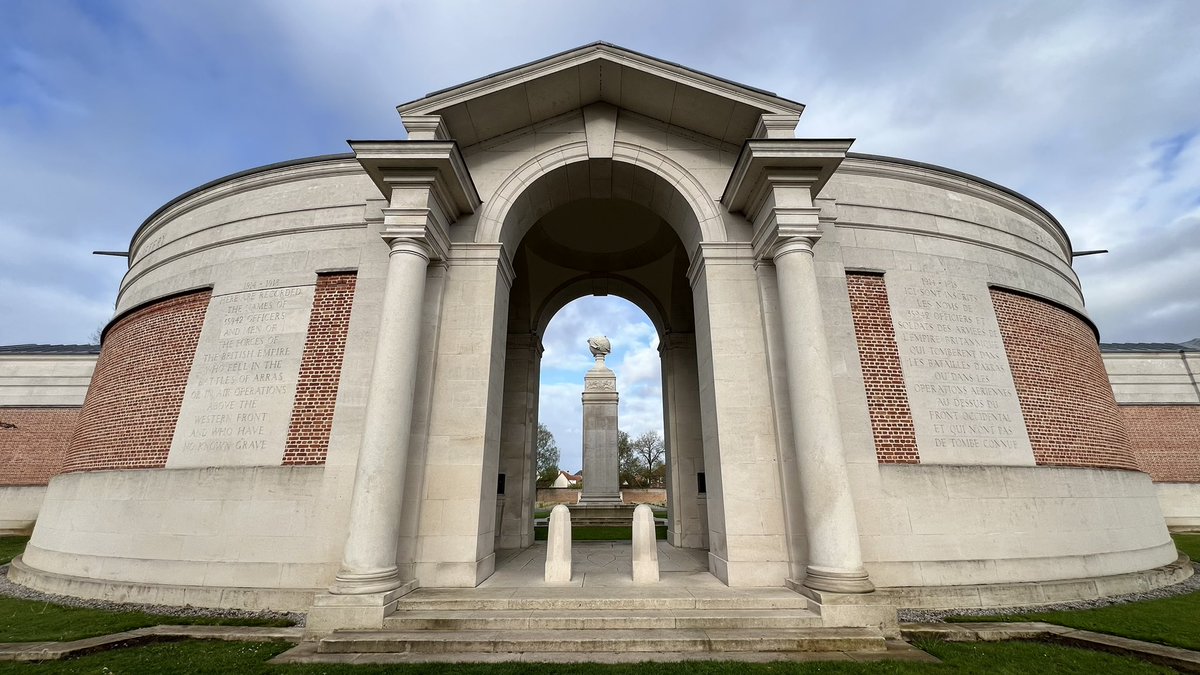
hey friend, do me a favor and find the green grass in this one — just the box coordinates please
[0,536,293,643]
[1173,532,1199,560]
[949,534,1200,651]
[0,638,1172,674]
[534,525,668,541]
[0,596,295,643]
[0,536,28,565]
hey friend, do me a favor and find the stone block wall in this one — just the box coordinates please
[0,408,79,485]
[283,272,357,466]
[990,288,1139,471]
[1121,405,1200,482]
[63,290,210,473]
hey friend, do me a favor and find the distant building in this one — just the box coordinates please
[551,470,581,488]
[1101,341,1200,531]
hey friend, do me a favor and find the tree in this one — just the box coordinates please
[629,430,665,487]
[536,423,560,486]
[617,429,639,487]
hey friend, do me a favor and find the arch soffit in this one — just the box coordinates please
[534,274,669,340]
[475,141,726,258]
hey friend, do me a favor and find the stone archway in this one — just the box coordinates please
[491,187,709,559]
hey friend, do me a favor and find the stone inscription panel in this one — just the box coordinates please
[168,284,315,468]
[886,271,1034,465]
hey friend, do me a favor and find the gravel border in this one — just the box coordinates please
[0,564,305,627]
[899,563,1199,623]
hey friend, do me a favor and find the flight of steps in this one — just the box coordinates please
[311,589,888,658]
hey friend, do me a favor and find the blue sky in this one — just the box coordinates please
[3,1,1199,468]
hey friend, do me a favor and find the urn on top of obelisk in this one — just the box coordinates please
[587,336,611,364]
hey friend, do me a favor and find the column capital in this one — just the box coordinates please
[446,242,517,290]
[657,331,695,355]
[685,242,754,289]
[506,331,544,357]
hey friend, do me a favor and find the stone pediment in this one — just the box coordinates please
[397,42,804,147]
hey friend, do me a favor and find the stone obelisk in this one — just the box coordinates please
[578,336,622,505]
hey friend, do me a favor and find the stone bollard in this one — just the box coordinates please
[545,504,572,583]
[631,503,659,583]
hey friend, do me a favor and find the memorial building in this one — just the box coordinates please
[1,44,1196,638]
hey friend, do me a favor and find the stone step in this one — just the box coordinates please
[383,608,823,631]
[394,590,813,612]
[318,627,887,654]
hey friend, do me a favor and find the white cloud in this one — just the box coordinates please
[1,0,1197,347]
[538,296,664,473]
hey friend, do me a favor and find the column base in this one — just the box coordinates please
[787,580,899,637]
[305,580,417,636]
[802,565,875,593]
[329,566,405,595]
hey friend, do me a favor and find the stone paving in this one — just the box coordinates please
[488,541,709,588]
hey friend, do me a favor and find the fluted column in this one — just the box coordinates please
[331,236,431,594]
[773,236,873,593]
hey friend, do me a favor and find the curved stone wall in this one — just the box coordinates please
[21,157,382,607]
[15,139,1182,609]
[824,156,1177,592]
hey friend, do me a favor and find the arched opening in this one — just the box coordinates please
[491,177,710,562]
[538,295,664,506]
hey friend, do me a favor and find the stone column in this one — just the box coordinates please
[579,339,622,505]
[773,236,873,593]
[331,235,430,594]
[660,332,706,549]
[496,333,542,549]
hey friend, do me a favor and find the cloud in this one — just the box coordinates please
[1,0,1196,348]
[538,296,664,472]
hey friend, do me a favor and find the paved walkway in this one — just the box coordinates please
[488,541,712,588]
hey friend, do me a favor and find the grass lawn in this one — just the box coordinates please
[949,534,1200,651]
[534,525,667,541]
[0,537,29,566]
[0,638,1173,674]
[0,536,293,643]
[1173,532,1199,560]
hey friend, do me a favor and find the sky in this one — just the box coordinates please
[2,1,1198,469]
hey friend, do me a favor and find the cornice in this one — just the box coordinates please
[349,140,481,219]
[722,139,854,216]
[838,155,1072,262]
[129,156,362,261]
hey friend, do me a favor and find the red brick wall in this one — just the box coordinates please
[0,408,79,485]
[283,272,357,465]
[1120,405,1200,482]
[991,288,1139,470]
[846,273,920,463]
[63,290,210,473]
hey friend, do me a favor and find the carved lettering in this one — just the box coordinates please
[887,272,1033,464]
[168,285,315,467]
